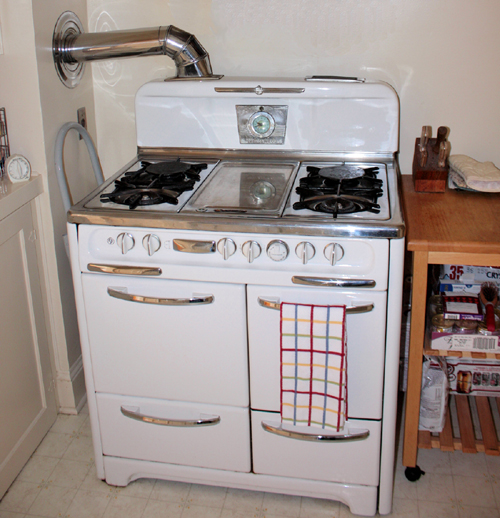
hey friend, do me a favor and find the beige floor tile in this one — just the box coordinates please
[458,504,500,517]
[450,452,489,479]
[393,468,419,501]
[182,504,223,518]
[454,476,497,509]
[113,478,155,499]
[34,432,73,459]
[17,456,59,485]
[48,459,91,489]
[79,466,120,495]
[419,500,459,518]
[415,448,453,475]
[416,472,456,504]
[50,414,87,435]
[27,484,77,517]
[187,484,227,508]
[150,480,191,504]
[62,435,94,463]
[299,496,340,518]
[77,416,92,437]
[102,495,148,518]
[262,493,301,518]
[0,511,26,518]
[0,482,41,514]
[220,509,261,518]
[141,500,184,518]
[64,489,110,518]
[223,488,264,513]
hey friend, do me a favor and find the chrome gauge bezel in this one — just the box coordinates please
[248,111,276,139]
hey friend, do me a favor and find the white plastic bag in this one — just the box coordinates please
[419,357,449,432]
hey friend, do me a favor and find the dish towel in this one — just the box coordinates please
[280,302,347,432]
[448,155,500,192]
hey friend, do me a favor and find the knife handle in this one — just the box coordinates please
[433,126,448,153]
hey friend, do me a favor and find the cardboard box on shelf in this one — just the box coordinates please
[446,357,500,395]
[441,265,500,283]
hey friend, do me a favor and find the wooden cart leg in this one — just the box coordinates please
[403,251,429,470]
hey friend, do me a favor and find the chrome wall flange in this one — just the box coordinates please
[52,11,85,89]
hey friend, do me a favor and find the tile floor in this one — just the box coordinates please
[2,403,500,518]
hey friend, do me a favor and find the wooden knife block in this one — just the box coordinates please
[412,137,448,192]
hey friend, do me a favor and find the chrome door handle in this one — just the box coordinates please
[261,421,369,442]
[257,297,374,314]
[108,287,214,305]
[88,264,162,276]
[291,276,376,288]
[121,406,220,427]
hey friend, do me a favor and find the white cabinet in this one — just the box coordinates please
[0,181,57,498]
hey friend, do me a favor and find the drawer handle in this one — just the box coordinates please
[88,264,162,276]
[261,421,369,442]
[173,239,216,254]
[291,276,376,288]
[257,297,374,314]
[120,406,221,427]
[108,287,214,305]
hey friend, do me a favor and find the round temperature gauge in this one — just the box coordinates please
[248,111,275,139]
[267,240,289,262]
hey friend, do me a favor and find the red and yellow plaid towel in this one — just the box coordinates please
[280,302,347,431]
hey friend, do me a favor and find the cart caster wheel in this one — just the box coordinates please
[405,466,425,482]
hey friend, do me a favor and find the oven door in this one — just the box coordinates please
[81,273,248,407]
[247,285,387,420]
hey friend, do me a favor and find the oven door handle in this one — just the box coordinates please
[121,406,220,427]
[292,276,376,288]
[261,421,369,442]
[257,297,374,314]
[108,287,214,306]
[88,264,162,276]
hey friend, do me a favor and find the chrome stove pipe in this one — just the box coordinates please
[53,11,221,88]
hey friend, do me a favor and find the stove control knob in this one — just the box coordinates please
[324,243,345,266]
[217,238,237,260]
[142,234,161,256]
[116,232,135,254]
[295,242,316,264]
[242,240,262,263]
[267,240,289,262]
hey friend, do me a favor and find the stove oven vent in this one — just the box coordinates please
[53,11,221,88]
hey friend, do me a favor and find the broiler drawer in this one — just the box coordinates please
[96,393,251,472]
[251,410,381,486]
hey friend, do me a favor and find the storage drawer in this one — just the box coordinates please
[96,394,251,472]
[251,410,381,486]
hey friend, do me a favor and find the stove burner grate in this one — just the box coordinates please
[101,159,207,209]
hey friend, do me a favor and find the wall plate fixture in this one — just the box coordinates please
[77,107,87,140]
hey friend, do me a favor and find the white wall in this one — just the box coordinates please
[87,0,500,176]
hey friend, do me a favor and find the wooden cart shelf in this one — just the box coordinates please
[419,395,500,456]
[423,348,500,361]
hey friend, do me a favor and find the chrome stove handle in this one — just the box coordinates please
[108,287,214,306]
[88,264,162,276]
[121,406,220,427]
[291,276,376,288]
[257,297,374,314]
[261,421,369,442]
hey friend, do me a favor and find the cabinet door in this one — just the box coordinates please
[0,203,57,499]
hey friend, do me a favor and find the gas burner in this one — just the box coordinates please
[101,159,207,209]
[293,194,380,219]
[100,187,179,210]
[293,164,383,217]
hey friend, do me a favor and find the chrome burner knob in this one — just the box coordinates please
[295,242,315,264]
[324,243,344,266]
[242,240,262,263]
[267,240,289,262]
[217,238,237,260]
[117,232,135,254]
[142,234,161,256]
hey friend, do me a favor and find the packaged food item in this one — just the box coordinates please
[442,295,483,321]
[447,358,500,395]
[419,357,449,432]
[441,265,500,283]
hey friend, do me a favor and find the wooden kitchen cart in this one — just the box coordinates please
[401,175,500,479]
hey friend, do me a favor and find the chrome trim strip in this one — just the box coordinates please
[88,264,162,276]
[215,86,305,95]
[173,238,216,253]
[121,406,220,427]
[257,297,374,314]
[261,421,369,442]
[107,287,214,306]
[291,277,376,288]
[305,75,366,83]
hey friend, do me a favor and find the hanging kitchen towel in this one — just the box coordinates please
[280,302,347,432]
